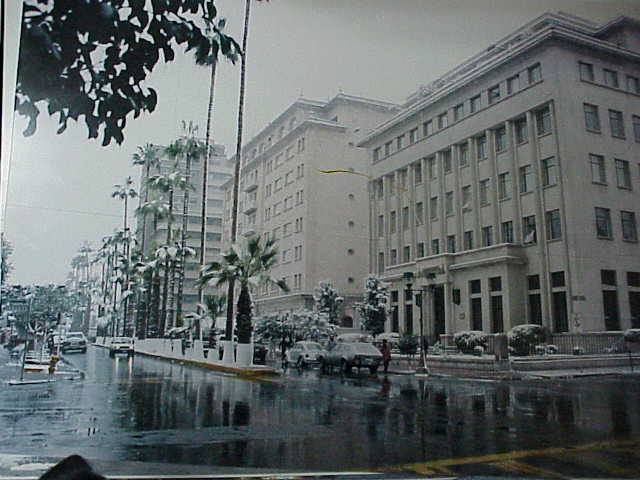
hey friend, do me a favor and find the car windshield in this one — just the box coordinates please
[67,333,83,338]
[113,338,131,343]
[349,343,380,354]
[304,343,322,351]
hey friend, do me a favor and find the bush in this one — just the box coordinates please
[508,324,546,356]
[546,344,558,355]
[623,329,640,343]
[398,334,418,356]
[454,330,488,354]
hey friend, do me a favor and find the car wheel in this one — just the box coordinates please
[369,366,378,374]
[319,359,326,374]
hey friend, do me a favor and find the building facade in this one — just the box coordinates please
[137,143,233,322]
[359,13,640,339]
[223,94,399,326]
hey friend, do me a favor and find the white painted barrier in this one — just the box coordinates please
[134,338,230,367]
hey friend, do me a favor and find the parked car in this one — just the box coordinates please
[61,332,87,353]
[108,337,134,357]
[320,342,383,374]
[336,333,372,343]
[374,332,401,349]
[287,341,326,368]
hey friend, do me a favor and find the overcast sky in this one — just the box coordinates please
[3,0,640,285]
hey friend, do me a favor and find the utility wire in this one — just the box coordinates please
[6,203,121,218]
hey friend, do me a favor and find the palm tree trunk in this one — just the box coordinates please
[198,59,218,339]
[176,152,192,324]
[141,163,151,255]
[160,189,174,334]
[226,0,252,342]
[168,257,177,328]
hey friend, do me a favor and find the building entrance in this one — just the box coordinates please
[432,286,445,337]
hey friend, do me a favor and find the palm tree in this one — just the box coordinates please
[166,123,206,326]
[132,144,160,255]
[193,15,240,325]
[199,236,288,345]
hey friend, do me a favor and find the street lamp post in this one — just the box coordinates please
[403,272,429,375]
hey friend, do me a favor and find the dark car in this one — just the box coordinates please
[320,342,382,374]
[61,332,87,353]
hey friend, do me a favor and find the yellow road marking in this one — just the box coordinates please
[384,438,640,475]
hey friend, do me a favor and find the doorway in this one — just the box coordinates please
[432,286,445,337]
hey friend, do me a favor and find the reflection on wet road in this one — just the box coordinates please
[1,346,639,474]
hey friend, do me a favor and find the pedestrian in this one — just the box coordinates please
[381,339,392,374]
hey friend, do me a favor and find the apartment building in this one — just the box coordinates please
[137,143,233,319]
[223,94,399,326]
[359,12,640,339]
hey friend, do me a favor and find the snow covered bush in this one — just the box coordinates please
[453,330,488,354]
[398,334,418,356]
[623,329,640,343]
[508,324,546,356]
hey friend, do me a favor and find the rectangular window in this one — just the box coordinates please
[501,221,514,243]
[373,148,380,163]
[464,230,474,250]
[551,271,565,288]
[390,210,397,233]
[479,179,490,205]
[476,135,487,160]
[494,126,506,152]
[378,252,384,274]
[430,196,438,219]
[490,276,502,292]
[633,115,640,142]
[403,246,411,263]
[584,103,601,132]
[470,95,481,113]
[390,249,397,265]
[402,206,410,230]
[541,157,557,186]
[427,156,436,179]
[602,289,620,331]
[498,172,511,200]
[462,185,472,208]
[491,296,504,333]
[482,226,493,247]
[417,242,425,258]
[447,235,456,253]
[536,106,551,135]
[459,143,469,167]
[398,169,407,189]
[615,159,631,189]
[621,211,638,242]
[409,128,418,144]
[528,274,540,290]
[604,68,619,88]
[601,269,617,286]
[627,75,640,94]
[523,215,537,243]
[423,120,433,137]
[431,239,440,255]
[609,110,625,138]
[376,179,384,199]
[515,117,528,144]
[438,112,448,129]
[627,272,640,287]
[507,75,519,94]
[546,209,562,240]
[415,202,424,225]
[388,175,396,195]
[397,135,405,150]
[579,61,594,81]
[443,150,452,173]
[454,103,464,121]
[528,63,542,83]
[590,154,606,184]
[413,162,422,184]
[519,165,534,193]
[470,279,482,294]
[445,191,454,215]
[384,141,392,157]
[378,215,384,237]
[488,84,501,104]
[595,207,613,238]
[529,294,542,325]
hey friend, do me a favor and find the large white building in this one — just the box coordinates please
[223,94,399,326]
[137,143,233,322]
[358,12,640,340]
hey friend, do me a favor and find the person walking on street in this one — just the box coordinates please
[381,339,392,374]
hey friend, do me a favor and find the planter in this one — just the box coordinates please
[236,343,253,366]
[221,340,235,364]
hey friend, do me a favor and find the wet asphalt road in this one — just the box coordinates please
[1,345,640,476]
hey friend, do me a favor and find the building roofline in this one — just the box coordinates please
[358,13,640,147]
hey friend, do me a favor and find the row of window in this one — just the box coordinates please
[578,61,640,95]
[583,102,640,141]
[263,190,305,221]
[372,63,543,163]
[262,138,305,175]
[595,208,638,242]
[589,154,634,189]
[246,117,299,163]
[280,244,303,264]
[262,217,304,243]
[264,164,304,197]
[373,107,551,199]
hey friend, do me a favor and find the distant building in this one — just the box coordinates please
[223,94,399,327]
[137,143,233,323]
[358,12,640,338]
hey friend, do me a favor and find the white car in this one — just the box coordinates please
[287,341,326,368]
[108,337,135,357]
[61,332,87,353]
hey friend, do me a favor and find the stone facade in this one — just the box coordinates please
[359,13,640,338]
